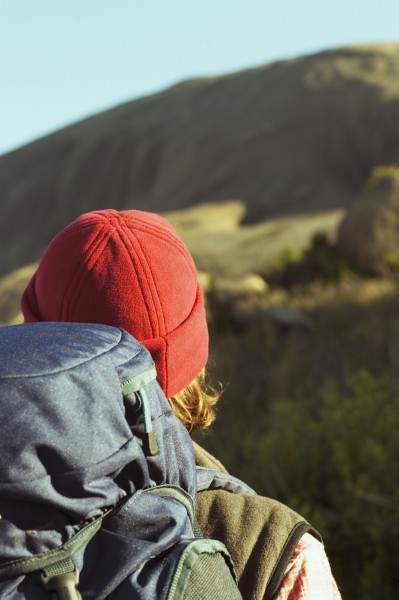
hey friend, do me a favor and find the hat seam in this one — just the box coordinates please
[141,285,207,397]
[62,224,113,321]
[131,230,167,336]
[84,213,193,277]
[124,222,198,280]
[124,213,189,251]
[39,217,112,321]
[141,284,202,340]
[129,217,192,254]
[110,212,198,281]
[116,224,166,338]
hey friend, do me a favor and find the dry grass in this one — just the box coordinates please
[164,202,345,277]
[0,263,36,325]
[2,44,399,279]
[266,274,398,312]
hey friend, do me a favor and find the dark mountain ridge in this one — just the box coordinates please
[1,44,399,274]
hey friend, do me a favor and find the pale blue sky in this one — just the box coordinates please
[1,0,398,155]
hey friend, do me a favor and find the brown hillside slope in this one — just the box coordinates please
[163,201,344,277]
[0,202,345,327]
[1,44,399,274]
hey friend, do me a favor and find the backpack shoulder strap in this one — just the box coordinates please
[196,482,321,600]
[194,452,322,600]
[196,467,256,495]
[192,441,229,473]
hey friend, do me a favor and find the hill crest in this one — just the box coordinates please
[1,44,399,274]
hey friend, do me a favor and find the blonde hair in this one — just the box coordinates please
[169,369,221,433]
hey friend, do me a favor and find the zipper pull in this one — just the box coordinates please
[139,388,159,456]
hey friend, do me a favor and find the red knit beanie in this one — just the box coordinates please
[21,209,209,398]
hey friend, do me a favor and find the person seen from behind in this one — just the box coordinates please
[21,209,342,600]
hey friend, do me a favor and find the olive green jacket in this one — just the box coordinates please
[193,442,321,600]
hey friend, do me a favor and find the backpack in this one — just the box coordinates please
[0,321,243,599]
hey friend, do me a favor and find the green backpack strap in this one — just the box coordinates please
[147,485,203,538]
[148,485,242,600]
[0,510,111,599]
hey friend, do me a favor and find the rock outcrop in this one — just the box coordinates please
[337,172,399,273]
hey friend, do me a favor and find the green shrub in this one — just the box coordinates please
[368,164,399,186]
[199,277,399,598]
[264,233,356,288]
[240,371,399,599]
[273,247,303,269]
[384,252,399,274]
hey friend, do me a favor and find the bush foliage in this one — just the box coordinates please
[265,233,363,288]
[367,164,399,186]
[253,371,399,599]
[199,370,399,599]
[198,266,399,599]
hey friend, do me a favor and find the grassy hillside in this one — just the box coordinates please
[200,270,399,599]
[1,45,399,274]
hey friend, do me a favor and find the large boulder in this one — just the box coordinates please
[337,172,399,273]
[0,264,36,325]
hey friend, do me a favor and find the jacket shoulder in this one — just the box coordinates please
[193,441,229,473]
[194,444,321,600]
